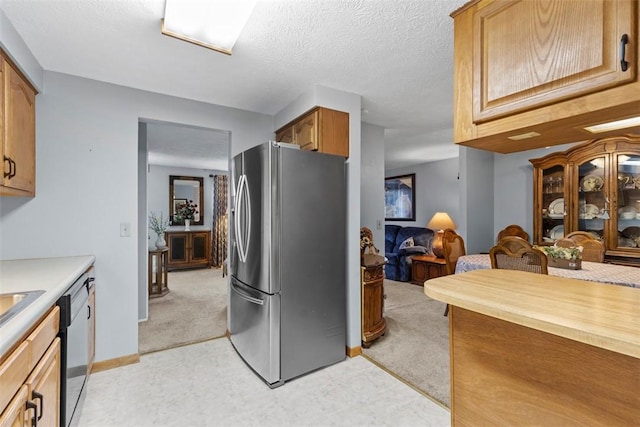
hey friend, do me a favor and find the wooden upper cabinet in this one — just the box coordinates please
[452,0,639,153]
[1,49,37,197]
[275,125,293,144]
[474,0,633,122]
[275,107,349,157]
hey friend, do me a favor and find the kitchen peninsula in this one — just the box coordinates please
[424,269,640,425]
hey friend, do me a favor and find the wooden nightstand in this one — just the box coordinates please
[411,255,447,285]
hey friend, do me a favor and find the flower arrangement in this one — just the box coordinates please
[175,200,199,221]
[148,211,170,235]
[533,245,582,260]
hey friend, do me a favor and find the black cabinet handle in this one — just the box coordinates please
[32,391,44,421]
[88,304,91,319]
[620,34,629,72]
[9,158,16,179]
[3,155,12,179]
[26,400,38,427]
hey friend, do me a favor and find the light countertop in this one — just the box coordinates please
[424,269,640,359]
[0,255,95,356]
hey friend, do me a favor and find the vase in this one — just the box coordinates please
[155,235,167,250]
[184,219,191,231]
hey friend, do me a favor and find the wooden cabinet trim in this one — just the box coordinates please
[0,341,29,412]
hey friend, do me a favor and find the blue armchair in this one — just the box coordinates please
[384,225,435,281]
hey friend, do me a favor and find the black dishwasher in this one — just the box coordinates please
[57,271,93,427]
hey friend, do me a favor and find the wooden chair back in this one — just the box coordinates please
[560,232,605,263]
[564,231,598,245]
[489,241,548,275]
[497,224,529,242]
[442,229,466,275]
[496,236,532,253]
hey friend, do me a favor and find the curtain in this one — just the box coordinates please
[211,174,228,268]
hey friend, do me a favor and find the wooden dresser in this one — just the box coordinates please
[166,230,211,271]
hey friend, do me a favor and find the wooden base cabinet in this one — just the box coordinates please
[0,307,60,427]
[166,230,211,270]
[361,265,386,348]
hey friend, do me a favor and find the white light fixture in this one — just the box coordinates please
[162,0,257,55]
[583,116,640,134]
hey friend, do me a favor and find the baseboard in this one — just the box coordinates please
[347,345,362,357]
[91,353,140,373]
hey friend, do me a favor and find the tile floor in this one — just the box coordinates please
[77,337,450,426]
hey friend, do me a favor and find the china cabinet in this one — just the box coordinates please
[530,134,640,264]
[275,106,349,157]
[451,0,639,153]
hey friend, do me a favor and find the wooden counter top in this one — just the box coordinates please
[424,269,640,359]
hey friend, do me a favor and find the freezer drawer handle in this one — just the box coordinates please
[231,282,264,306]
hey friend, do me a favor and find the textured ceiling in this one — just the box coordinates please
[1,0,467,170]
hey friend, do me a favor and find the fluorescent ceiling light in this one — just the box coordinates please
[162,0,257,55]
[583,116,640,134]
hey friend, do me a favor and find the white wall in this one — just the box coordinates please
[385,157,460,230]
[360,123,385,251]
[0,69,274,363]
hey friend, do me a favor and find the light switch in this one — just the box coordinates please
[376,220,382,230]
[120,222,131,237]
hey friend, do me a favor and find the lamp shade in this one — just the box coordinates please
[426,212,456,231]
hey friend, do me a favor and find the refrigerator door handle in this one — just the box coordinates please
[243,174,251,261]
[234,174,247,262]
[231,280,265,306]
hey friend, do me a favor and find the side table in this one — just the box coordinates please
[361,264,387,348]
[149,248,169,298]
[411,255,447,285]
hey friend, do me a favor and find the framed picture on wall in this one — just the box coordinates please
[385,174,416,221]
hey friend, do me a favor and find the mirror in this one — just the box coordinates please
[169,175,204,226]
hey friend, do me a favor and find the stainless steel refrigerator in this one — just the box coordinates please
[229,141,346,388]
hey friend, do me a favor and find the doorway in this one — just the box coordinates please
[137,119,230,353]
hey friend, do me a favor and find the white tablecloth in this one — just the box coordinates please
[455,254,640,288]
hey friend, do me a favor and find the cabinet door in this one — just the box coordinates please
[533,162,567,245]
[473,0,635,123]
[25,338,60,427]
[0,385,28,427]
[612,152,640,253]
[275,126,293,144]
[293,110,318,151]
[3,59,35,194]
[88,285,95,372]
[574,156,607,243]
[168,233,188,264]
[191,232,209,263]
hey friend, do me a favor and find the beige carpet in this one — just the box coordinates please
[139,268,228,354]
[362,279,451,407]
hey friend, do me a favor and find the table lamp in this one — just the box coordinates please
[427,212,456,258]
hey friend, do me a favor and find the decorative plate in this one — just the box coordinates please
[580,175,604,192]
[579,204,599,219]
[549,225,564,240]
[622,226,640,241]
[548,198,564,216]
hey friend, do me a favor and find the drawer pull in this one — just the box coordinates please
[26,400,38,427]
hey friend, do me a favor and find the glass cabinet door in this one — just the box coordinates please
[576,157,606,242]
[540,165,566,243]
[614,154,640,250]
